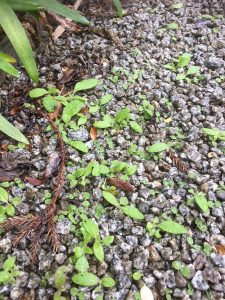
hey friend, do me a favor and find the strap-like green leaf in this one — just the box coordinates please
[34,0,89,25]
[0,0,39,82]
[0,114,29,144]
[7,0,41,11]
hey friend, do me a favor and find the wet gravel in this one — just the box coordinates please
[0,0,225,299]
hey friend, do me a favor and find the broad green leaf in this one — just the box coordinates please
[42,95,58,112]
[0,114,29,144]
[181,266,190,278]
[73,246,84,259]
[102,191,119,207]
[115,108,130,123]
[54,266,68,289]
[0,58,18,77]
[121,206,145,220]
[132,271,142,281]
[72,272,99,287]
[74,79,98,92]
[69,140,88,153]
[176,73,186,81]
[167,22,179,30]
[101,277,116,288]
[126,164,137,176]
[130,121,142,133]
[113,0,123,17]
[187,66,200,75]
[3,256,16,271]
[75,255,89,273]
[194,192,209,213]
[92,162,100,176]
[0,271,10,283]
[99,165,110,175]
[6,204,15,216]
[83,219,99,238]
[93,237,104,262]
[147,142,169,153]
[158,220,187,234]
[0,1,39,82]
[29,88,48,98]
[0,52,16,63]
[164,63,176,71]
[94,115,113,129]
[34,0,89,25]
[102,236,114,246]
[53,292,67,300]
[100,94,112,106]
[177,53,191,68]
[62,100,84,123]
[171,2,184,9]
[202,128,219,136]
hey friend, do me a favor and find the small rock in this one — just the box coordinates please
[211,253,225,267]
[160,247,173,260]
[191,270,209,291]
[97,261,108,276]
[149,245,161,262]
[140,285,154,300]
[203,268,221,284]
[193,252,207,270]
[68,128,89,142]
[57,219,71,235]
[133,249,149,269]
[55,253,66,265]
[205,57,224,69]
[27,272,41,289]
[0,237,12,253]
[165,270,176,288]
[216,191,225,201]
[10,287,24,300]
[175,272,187,288]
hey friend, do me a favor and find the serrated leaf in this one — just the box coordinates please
[147,142,169,153]
[187,66,200,75]
[130,121,142,133]
[72,272,99,287]
[176,73,186,81]
[62,100,84,123]
[194,192,209,213]
[100,94,112,106]
[0,114,29,144]
[102,191,119,207]
[75,255,89,273]
[42,95,58,112]
[121,206,144,220]
[0,271,11,283]
[69,140,88,153]
[202,128,220,136]
[164,63,176,71]
[101,277,116,288]
[3,256,15,271]
[158,220,187,234]
[177,53,191,68]
[94,114,113,129]
[29,88,48,98]
[6,204,15,216]
[93,237,104,262]
[0,187,8,203]
[83,219,99,238]
[74,79,99,92]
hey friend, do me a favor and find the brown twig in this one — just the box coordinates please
[0,111,66,263]
[166,149,188,174]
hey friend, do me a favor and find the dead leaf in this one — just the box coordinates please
[0,168,19,182]
[109,178,135,193]
[215,244,225,255]
[80,107,89,115]
[90,127,97,140]
[9,106,22,116]
[25,176,43,186]
[58,69,78,85]
[52,25,65,41]
[48,102,62,120]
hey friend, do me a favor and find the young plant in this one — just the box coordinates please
[0,256,20,284]
[0,52,18,77]
[53,266,68,300]
[202,128,225,144]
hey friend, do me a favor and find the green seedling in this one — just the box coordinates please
[202,128,225,144]
[146,217,187,237]
[0,256,20,284]
[172,260,190,278]
[53,266,68,300]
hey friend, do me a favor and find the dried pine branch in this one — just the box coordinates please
[0,110,65,263]
[166,149,188,174]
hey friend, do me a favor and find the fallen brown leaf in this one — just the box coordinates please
[58,69,78,85]
[52,25,65,41]
[48,102,62,120]
[109,178,135,193]
[9,106,22,116]
[80,107,89,115]
[25,176,43,186]
[90,127,97,140]
[215,244,225,255]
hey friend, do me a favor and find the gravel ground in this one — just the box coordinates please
[0,0,225,299]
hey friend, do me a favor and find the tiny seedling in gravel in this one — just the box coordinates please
[0,256,20,284]
[53,266,68,300]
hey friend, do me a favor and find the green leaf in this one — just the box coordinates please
[34,0,89,25]
[158,220,187,234]
[129,121,142,133]
[62,100,84,123]
[0,114,29,144]
[7,0,41,11]
[92,162,100,177]
[121,206,145,220]
[177,53,191,68]
[0,52,16,63]
[115,108,130,123]
[126,164,137,176]
[187,66,200,75]
[147,142,169,153]
[93,237,104,262]
[102,235,114,246]
[73,246,84,259]
[167,22,179,30]
[69,140,88,153]
[54,266,68,289]
[74,79,98,92]
[202,128,220,136]
[181,266,190,278]
[100,94,112,106]
[94,115,113,129]
[0,58,19,77]
[102,191,119,207]
[43,95,58,112]
[171,2,184,9]
[164,63,176,71]
[113,0,123,17]
[75,255,89,273]
[101,277,116,288]
[6,204,15,216]
[132,271,142,281]
[0,271,10,283]
[176,73,186,81]
[0,1,39,82]
[72,272,99,287]
[194,192,209,213]
[29,88,48,98]
[0,187,8,203]
[3,256,16,271]
[83,219,99,238]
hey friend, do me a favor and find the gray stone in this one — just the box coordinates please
[165,270,176,288]
[216,191,225,201]
[0,237,12,253]
[191,270,209,291]
[211,253,225,267]
[27,272,41,289]
[160,247,173,260]
[57,218,71,234]
[10,287,24,300]
[68,128,89,141]
[175,272,187,288]
[205,57,224,69]
[203,268,221,284]
[133,249,149,269]
[55,253,66,265]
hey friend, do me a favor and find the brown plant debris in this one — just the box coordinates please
[109,178,135,193]
[0,111,65,263]
[166,149,188,174]
[215,244,225,256]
